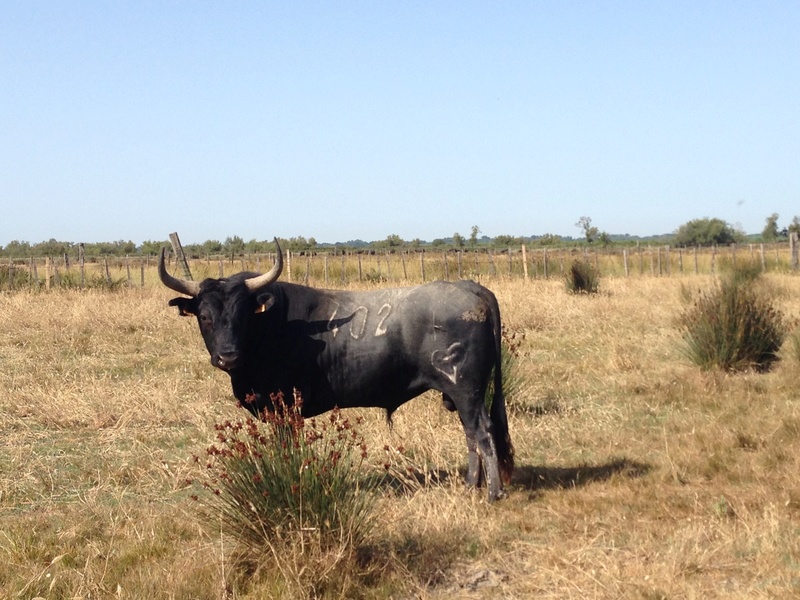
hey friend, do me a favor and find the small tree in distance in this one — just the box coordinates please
[674,218,743,247]
[576,216,599,244]
[762,213,780,242]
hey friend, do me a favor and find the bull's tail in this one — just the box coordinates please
[480,287,515,484]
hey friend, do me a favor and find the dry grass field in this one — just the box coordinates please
[2,271,800,598]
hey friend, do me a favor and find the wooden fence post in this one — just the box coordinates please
[791,233,799,270]
[543,248,549,279]
[168,232,193,280]
[521,245,528,281]
[79,243,86,289]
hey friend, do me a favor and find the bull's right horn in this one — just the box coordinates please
[244,238,283,292]
[158,248,201,297]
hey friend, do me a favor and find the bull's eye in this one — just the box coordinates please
[199,313,212,328]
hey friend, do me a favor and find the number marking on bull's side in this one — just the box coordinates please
[350,306,369,339]
[327,307,340,338]
[375,303,392,336]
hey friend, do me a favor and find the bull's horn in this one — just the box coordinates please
[158,248,201,297]
[244,238,283,292]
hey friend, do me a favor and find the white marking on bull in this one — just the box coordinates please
[350,306,369,339]
[327,307,339,338]
[431,343,465,385]
[375,303,392,336]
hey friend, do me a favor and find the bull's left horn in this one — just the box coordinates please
[245,238,283,292]
[158,248,201,296]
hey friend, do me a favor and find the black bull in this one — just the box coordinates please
[158,242,514,501]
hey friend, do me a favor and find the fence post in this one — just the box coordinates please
[791,233,799,270]
[543,248,549,279]
[341,253,347,285]
[419,252,426,282]
[711,245,717,274]
[168,232,193,280]
[443,252,449,280]
[623,249,629,277]
[657,246,662,276]
[79,243,86,289]
[760,244,766,271]
[521,245,528,281]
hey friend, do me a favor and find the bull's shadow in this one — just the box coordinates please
[375,457,651,499]
[510,458,651,497]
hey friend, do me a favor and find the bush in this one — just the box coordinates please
[194,391,380,593]
[680,274,784,372]
[566,259,599,294]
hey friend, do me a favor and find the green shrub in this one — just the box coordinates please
[680,275,784,372]
[195,391,379,559]
[566,259,599,294]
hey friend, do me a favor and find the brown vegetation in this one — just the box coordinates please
[2,273,800,598]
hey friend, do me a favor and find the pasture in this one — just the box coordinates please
[2,271,800,598]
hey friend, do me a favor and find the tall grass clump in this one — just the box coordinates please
[487,326,527,410]
[566,259,599,294]
[194,391,380,595]
[679,271,784,372]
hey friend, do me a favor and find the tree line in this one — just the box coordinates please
[2,214,797,259]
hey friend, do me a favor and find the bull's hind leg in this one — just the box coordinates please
[452,394,506,502]
[444,393,482,487]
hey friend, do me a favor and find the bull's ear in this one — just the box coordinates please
[168,297,196,317]
[255,293,276,315]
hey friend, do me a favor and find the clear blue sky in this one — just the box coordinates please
[2,1,798,246]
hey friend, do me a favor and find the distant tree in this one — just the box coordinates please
[223,235,246,256]
[762,213,780,242]
[469,225,481,248]
[598,231,612,247]
[431,238,446,248]
[789,216,800,237]
[201,240,223,255]
[409,238,423,250]
[576,216,599,244]
[674,218,742,247]
[141,240,167,256]
[536,234,561,246]
[2,240,32,257]
[32,239,72,257]
[493,234,518,248]
[452,232,465,249]
[385,234,403,248]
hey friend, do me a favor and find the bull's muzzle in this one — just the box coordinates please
[212,352,240,371]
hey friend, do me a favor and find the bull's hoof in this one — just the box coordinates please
[487,488,508,502]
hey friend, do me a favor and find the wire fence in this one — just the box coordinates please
[1,241,798,292]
